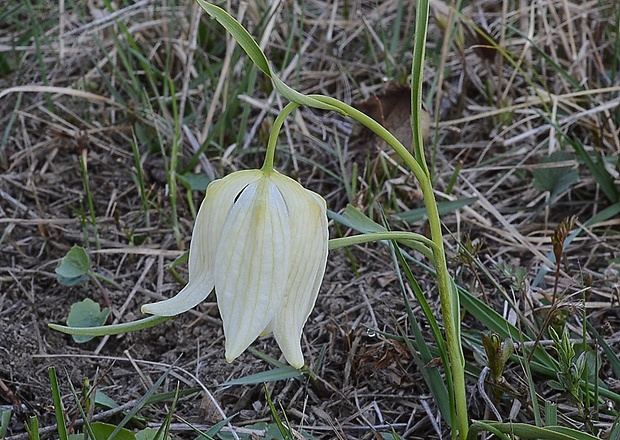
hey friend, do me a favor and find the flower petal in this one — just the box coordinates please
[270,173,328,368]
[141,270,211,316]
[142,170,262,316]
[215,176,292,362]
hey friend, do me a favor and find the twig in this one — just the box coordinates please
[0,378,21,407]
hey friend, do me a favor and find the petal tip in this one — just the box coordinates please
[290,359,305,370]
[225,348,240,364]
[140,302,177,317]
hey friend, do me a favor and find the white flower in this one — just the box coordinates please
[141,169,328,369]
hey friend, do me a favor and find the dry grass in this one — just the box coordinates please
[1,0,620,439]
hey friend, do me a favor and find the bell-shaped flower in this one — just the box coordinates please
[141,169,328,369]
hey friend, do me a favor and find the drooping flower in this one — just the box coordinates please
[141,169,328,369]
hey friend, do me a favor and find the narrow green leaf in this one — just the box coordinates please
[220,366,303,386]
[26,416,41,440]
[410,0,430,174]
[458,287,557,375]
[264,387,289,439]
[377,433,403,440]
[48,367,68,440]
[545,401,558,426]
[608,413,620,440]
[50,315,172,337]
[144,387,202,405]
[65,376,97,440]
[246,346,288,368]
[587,321,620,379]
[391,242,453,427]
[154,383,180,440]
[196,1,342,115]
[106,359,180,440]
[176,413,236,439]
[328,207,436,260]
[195,0,271,76]
[95,390,148,425]
[341,204,388,233]
[571,139,619,203]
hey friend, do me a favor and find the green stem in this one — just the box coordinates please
[308,95,427,183]
[307,93,468,439]
[261,101,300,172]
[423,178,468,439]
[411,0,430,176]
[410,0,467,433]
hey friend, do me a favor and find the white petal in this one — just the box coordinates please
[270,173,328,368]
[192,169,263,284]
[215,176,291,362]
[141,269,212,316]
[142,170,263,316]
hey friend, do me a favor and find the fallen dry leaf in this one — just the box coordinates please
[353,81,430,156]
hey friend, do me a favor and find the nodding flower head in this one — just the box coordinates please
[142,169,328,369]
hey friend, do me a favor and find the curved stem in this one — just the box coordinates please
[308,95,428,186]
[307,93,467,438]
[261,101,300,172]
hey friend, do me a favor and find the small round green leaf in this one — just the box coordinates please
[66,298,111,343]
[55,246,91,285]
[90,422,135,440]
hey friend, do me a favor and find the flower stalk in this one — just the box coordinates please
[307,94,467,438]
[261,101,300,172]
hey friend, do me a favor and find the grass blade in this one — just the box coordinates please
[219,366,303,386]
[48,367,68,440]
[106,357,181,440]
